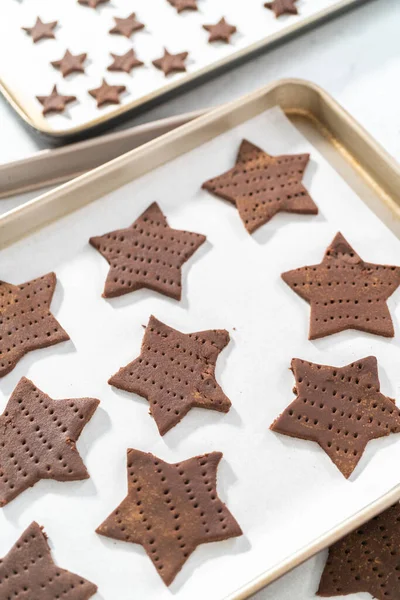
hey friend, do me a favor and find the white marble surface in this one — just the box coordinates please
[1,0,399,598]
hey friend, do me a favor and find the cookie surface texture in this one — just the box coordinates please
[89,202,206,300]
[96,449,242,585]
[282,232,400,339]
[109,315,231,435]
[271,356,400,478]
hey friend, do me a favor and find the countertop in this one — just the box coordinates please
[1,0,399,597]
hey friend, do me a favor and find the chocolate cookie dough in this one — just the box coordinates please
[89,79,126,106]
[203,18,237,43]
[108,49,143,73]
[271,356,400,478]
[202,140,317,233]
[0,522,97,599]
[0,272,70,377]
[109,315,231,435]
[109,13,144,38]
[167,0,198,12]
[89,202,206,300]
[153,49,188,75]
[22,18,57,43]
[0,377,99,505]
[51,50,87,77]
[96,450,242,585]
[37,86,77,115]
[318,503,400,599]
[282,232,400,339]
[265,0,298,17]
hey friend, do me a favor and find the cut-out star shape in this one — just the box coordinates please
[265,0,298,17]
[0,272,70,377]
[109,13,144,38]
[202,140,317,234]
[271,356,400,479]
[318,503,400,599]
[88,79,126,107]
[22,17,57,43]
[153,49,188,76]
[203,18,237,43]
[96,449,242,585]
[51,50,87,77]
[0,522,97,599]
[0,377,99,505]
[78,0,109,7]
[282,232,400,339]
[167,0,198,12]
[89,202,206,300]
[37,85,76,115]
[108,49,144,73]
[109,315,231,435]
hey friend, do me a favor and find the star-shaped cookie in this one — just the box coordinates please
[37,85,76,115]
[97,449,242,585]
[202,140,317,234]
[318,503,400,599]
[108,49,143,73]
[109,13,144,38]
[89,202,206,300]
[0,377,99,505]
[51,50,87,77]
[167,0,198,12]
[78,0,109,7]
[0,272,70,377]
[153,49,188,76]
[203,18,237,43]
[88,79,126,107]
[22,17,57,43]
[0,522,97,599]
[265,0,298,17]
[109,315,231,435]
[282,232,400,339]
[271,356,400,478]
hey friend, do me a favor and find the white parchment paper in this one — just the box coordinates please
[1,0,354,132]
[1,107,400,600]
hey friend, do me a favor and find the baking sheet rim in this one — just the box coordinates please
[1,77,400,599]
[0,0,365,137]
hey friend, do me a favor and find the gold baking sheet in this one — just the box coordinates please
[0,0,366,137]
[0,79,400,600]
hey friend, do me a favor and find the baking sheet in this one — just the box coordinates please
[254,553,328,599]
[1,105,400,600]
[0,0,363,135]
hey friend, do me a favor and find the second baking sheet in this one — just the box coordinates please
[1,0,363,134]
[1,106,400,600]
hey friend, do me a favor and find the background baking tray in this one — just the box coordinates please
[1,79,400,600]
[0,0,367,137]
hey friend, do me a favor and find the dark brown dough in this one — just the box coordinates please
[318,503,400,599]
[0,272,70,376]
[0,522,97,599]
[109,315,231,435]
[96,449,242,585]
[0,377,99,505]
[202,139,317,233]
[89,202,206,300]
[282,232,400,339]
[271,356,400,478]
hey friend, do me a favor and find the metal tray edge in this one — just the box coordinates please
[225,483,400,599]
[0,109,205,198]
[0,0,366,138]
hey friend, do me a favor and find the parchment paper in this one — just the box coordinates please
[1,106,400,600]
[1,0,353,132]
